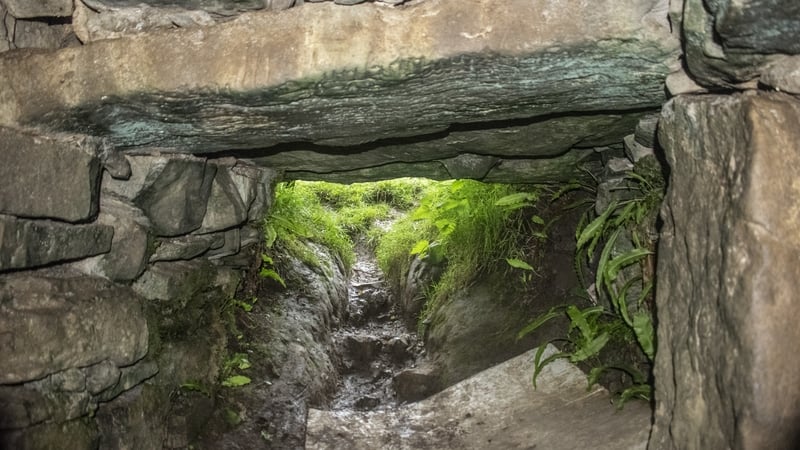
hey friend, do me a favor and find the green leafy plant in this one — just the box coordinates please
[221,353,252,388]
[180,380,212,397]
[265,182,355,272]
[506,257,537,282]
[228,296,258,313]
[377,180,547,331]
[520,165,664,406]
[221,375,252,388]
[258,254,286,288]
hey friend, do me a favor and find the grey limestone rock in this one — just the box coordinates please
[1,0,73,18]
[197,164,248,233]
[761,55,800,95]
[0,0,677,183]
[680,0,800,87]
[0,127,102,222]
[393,364,439,403]
[230,162,277,223]
[651,92,800,450]
[205,228,240,260]
[71,195,151,282]
[149,233,220,263]
[0,215,114,272]
[0,273,149,384]
[633,114,660,148]
[104,154,217,237]
[623,134,655,164]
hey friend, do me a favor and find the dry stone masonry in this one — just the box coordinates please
[0,127,275,447]
[0,0,798,448]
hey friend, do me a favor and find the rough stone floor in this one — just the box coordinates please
[306,345,651,450]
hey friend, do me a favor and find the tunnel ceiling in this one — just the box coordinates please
[0,0,678,182]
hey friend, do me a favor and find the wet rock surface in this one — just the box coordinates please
[307,345,652,450]
[329,243,425,412]
[195,242,348,449]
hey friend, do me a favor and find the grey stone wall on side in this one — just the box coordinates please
[651,93,800,449]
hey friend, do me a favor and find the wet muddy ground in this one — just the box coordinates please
[329,244,425,412]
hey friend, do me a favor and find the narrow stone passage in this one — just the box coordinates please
[329,241,425,412]
[307,242,652,450]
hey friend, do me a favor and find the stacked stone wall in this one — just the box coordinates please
[0,127,276,447]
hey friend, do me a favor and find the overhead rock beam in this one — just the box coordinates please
[0,0,677,155]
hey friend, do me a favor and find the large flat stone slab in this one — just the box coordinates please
[306,345,651,450]
[0,215,113,271]
[0,0,677,159]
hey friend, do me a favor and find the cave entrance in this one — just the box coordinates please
[201,172,661,448]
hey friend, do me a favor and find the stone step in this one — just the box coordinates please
[307,344,650,450]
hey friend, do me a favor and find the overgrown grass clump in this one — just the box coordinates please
[376,180,543,322]
[264,179,431,273]
[265,182,356,272]
[303,179,431,237]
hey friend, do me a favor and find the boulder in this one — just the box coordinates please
[0,215,113,272]
[680,0,800,87]
[424,276,560,387]
[652,92,800,449]
[104,154,217,237]
[0,273,149,384]
[197,165,248,233]
[230,163,277,222]
[0,127,102,222]
[392,364,439,403]
[71,195,151,282]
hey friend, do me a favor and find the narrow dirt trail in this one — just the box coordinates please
[328,241,425,412]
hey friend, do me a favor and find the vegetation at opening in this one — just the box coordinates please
[518,161,664,406]
[376,179,549,332]
[259,166,664,406]
[262,179,430,284]
[263,181,355,274]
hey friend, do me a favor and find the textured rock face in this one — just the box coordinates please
[199,242,349,449]
[0,129,275,446]
[2,0,73,18]
[307,346,651,450]
[0,273,149,384]
[0,127,102,222]
[0,0,676,181]
[651,92,800,449]
[678,0,800,86]
[0,272,159,448]
[0,215,114,271]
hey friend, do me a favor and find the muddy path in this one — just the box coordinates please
[195,239,426,449]
[328,242,425,412]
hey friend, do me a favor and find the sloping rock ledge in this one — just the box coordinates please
[306,345,651,450]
